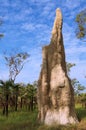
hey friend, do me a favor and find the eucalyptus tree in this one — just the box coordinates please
[4,52,29,82]
[76,9,86,40]
[4,52,29,111]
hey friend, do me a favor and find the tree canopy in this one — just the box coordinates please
[76,9,86,40]
[4,52,29,82]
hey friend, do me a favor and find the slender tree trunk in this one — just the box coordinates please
[6,94,9,117]
[20,97,23,109]
[31,97,33,111]
[15,94,18,111]
[2,103,5,115]
[15,86,19,111]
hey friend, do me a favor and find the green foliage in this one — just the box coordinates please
[23,83,37,111]
[0,80,13,97]
[76,103,86,121]
[71,78,85,95]
[18,83,26,98]
[66,62,76,76]
[0,79,37,115]
[76,9,86,39]
[26,84,37,99]
[66,62,85,95]
[0,80,14,116]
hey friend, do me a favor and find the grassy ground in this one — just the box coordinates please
[0,109,38,130]
[0,104,86,130]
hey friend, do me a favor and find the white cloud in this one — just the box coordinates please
[41,2,55,16]
[0,1,33,22]
[63,0,80,10]
[0,0,86,86]
[21,23,35,31]
[22,22,50,30]
[0,0,10,7]
[28,0,53,4]
[21,23,52,44]
[66,46,86,55]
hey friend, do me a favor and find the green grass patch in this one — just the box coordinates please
[0,104,86,130]
[0,110,38,130]
[75,103,86,121]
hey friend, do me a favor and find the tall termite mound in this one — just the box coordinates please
[37,8,78,125]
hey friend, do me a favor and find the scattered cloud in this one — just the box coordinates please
[0,0,86,86]
[63,0,80,10]
[22,23,35,31]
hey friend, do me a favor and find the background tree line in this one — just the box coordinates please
[0,8,86,117]
[0,51,38,117]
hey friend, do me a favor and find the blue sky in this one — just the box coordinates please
[0,0,86,87]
